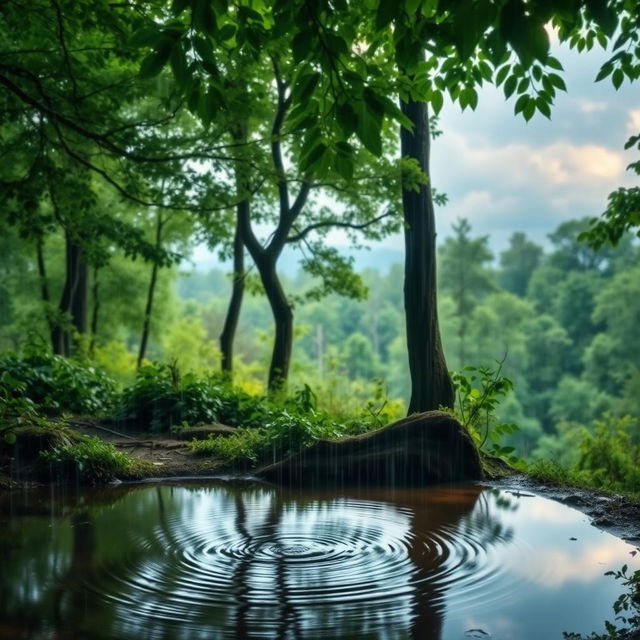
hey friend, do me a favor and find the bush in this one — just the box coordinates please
[0,353,116,415]
[39,435,146,484]
[189,394,370,466]
[115,363,223,432]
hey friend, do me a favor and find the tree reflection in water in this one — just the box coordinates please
[0,483,518,640]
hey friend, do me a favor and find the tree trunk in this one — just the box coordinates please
[400,98,454,413]
[36,237,52,329]
[220,215,245,376]
[71,247,89,336]
[51,231,85,356]
[137,212,163,369]
[89,265,100,355]
[258,254,293,392]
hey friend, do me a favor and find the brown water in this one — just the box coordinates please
[0,481,637,639]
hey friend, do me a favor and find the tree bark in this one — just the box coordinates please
[259,254,293,392]
[137,211,163,369]
[51,231,86,356]
[220,215,245,376]
[89,265,100,355]
[36,237,52,330]
[400,98,454,413]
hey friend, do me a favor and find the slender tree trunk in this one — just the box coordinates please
[51,231,84,356]
[137,211,163,369]
[258,254,293,392]
[71,247,89,335]
[36,238,52,330]
[220,216,245,376]
[400,98,454,413]
[89,265,100,355]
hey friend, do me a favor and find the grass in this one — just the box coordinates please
[40,435,151,484]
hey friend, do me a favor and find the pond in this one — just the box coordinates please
[1,481,638,639]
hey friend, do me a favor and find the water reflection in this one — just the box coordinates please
[0,484,637,640]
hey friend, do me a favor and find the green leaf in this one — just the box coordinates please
[503,74,517,99]
[292,30,314,63]
[294,72,321,103]
[612,68,624,89]
[333,143,354,181]
[595,62,613,82]
[193,36,215,63]
[336,100,358,136]
[301,141,328,172]
[536,96,551,118]
[324,31,349,56]
[430,90,443,114]
[193,0,217,36]
[375,0,400,28]
[129,26,161,48]
[170,45,190,87]
[363,87,386,118]
[3,431,16,445]
[355,99,382,155]
[139,40,173,78]
[495,64,510,86]
[585,0,618,37]
[514,93,528,114]
[548,73,567,91]
[546,56,563,71]
[218,24,236,41]
[523,98,535,121]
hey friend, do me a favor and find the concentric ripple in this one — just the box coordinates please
[67,485,530,638]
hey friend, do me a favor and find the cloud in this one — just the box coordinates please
[628,108,640,133]
[577,100,608,114]
[530,143,625,183]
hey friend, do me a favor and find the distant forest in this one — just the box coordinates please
[3,214,637,466]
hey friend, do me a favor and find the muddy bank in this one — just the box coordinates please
[487,474,640,546]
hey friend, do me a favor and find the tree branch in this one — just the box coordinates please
[287,208,394,243]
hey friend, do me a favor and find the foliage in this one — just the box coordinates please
[0,370,39,445]
[530,415,640,498]
[40,435,147,484]
[563,564,640,640]
[0,353,116,416]
[188,386,369,466]
[577,415,640,492]
[450,362,521,465]
[115,362,228,433]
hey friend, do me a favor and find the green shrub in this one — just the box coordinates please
[450,362,523,466]
[40,435,146,484]
[577,414,640,492]
[0,353,116,415]
[115,363,224,432]
[189,399,366,466]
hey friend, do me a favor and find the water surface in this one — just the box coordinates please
[0,482,637,639]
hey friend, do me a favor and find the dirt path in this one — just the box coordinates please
[73,421,227,477]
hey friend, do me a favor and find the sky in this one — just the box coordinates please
[191,39,639,273]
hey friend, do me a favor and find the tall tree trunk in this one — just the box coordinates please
[51,231,84,356]
[258,254,293,392]
[220,216,245,376]
[71,247,88,335]
[36,237,52,329]
[400,98,454,413]
[137,211,163,369]
[89,265,100,355]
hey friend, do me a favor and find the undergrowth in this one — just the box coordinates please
[40,435,149,484]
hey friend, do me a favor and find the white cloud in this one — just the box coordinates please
[628,108,640,133]
[577,100,608,114]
